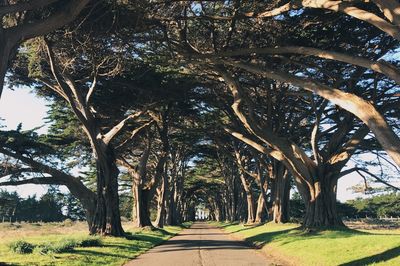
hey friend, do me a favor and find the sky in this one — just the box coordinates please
[0,86,50,197]
[0,86,387,201]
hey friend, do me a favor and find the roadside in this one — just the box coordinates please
[0,221,191,266]
[213,221,400,266]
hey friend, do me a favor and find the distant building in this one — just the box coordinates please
[195,204,210,220]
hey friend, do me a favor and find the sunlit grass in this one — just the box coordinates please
[0,221,190,266]
[214,222,400,266]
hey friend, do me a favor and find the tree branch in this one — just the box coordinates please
[0,0,58,16]
[221,59,400,167]
[8,0,91,44]
[195,46,400,85]
[357,168,400,191]
[103,111,145,145]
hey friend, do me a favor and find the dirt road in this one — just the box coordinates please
[125,222,270,266]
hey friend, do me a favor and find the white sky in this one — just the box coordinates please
[0,86,391,201]
[0,86,50,197]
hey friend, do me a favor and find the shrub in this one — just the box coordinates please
[61,219,74,227]
[35,239,77,254]
[78,236,102,247]
[8,240,35,254]
[34,236,101,255]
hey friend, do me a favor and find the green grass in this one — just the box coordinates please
[213,222,400,266]
[0,221,191,266]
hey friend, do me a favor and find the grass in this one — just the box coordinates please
[0,221,191,266]
[213,222,400,266]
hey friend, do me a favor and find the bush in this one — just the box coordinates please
[34,236,102,255]
[35,239,77,254]
[78,236,102,247]
[8,240,35,254]
[61,219,74,227]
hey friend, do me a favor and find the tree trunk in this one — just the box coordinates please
[231,176,238,221]
[135,187,153,227]
[89,148,124,236]
[302,176,343,227]
[271,167,291,223]
[154,172,167,228]
[254,193,267,223]
[131,183,138,223]
[0,31,12,98]
[0,45,8,97]
[239,174,255,224]
[167,180,180,225]
[256,163,269,222]
[245,192,255,224]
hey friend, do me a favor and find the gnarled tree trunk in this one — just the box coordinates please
[89,146,124,236]
[134,185,153,227]
[271,165,291,223]
[302,175,343,227]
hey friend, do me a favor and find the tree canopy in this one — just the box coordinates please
[0,0,399,235]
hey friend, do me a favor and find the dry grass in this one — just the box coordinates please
[0,221,87,240]
[0,221,190,266]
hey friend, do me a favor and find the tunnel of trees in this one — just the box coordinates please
[0,0,399,236]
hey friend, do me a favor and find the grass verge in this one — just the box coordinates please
[212,221,400,266]
[0,221,191,266]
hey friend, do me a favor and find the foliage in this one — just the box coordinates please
[8,236,102,256]
[0,189,86,222]
[78,236,102,247]
[346,193,400,218]
[289,192,400,220]
[8,240,34,254]
[289,192,306,220]
[35,238,78,254]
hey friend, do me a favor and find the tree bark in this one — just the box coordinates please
[134,185,153,227]
[0,37,9,97]
[89,146,124,236]
[254,193,267,223]
[167,177,180,225]
[302,175,343,227]
[239,173,255,224]
[271,166,291,223]
[154,171,168,228]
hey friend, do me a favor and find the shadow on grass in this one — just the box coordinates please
[72,249,134,259]
[124,232,166,244]
[245,228,299,247]
[224,223,400,247]
[339,246,400,266]
[300,226,400,239]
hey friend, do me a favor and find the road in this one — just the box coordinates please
[125,222,270,266]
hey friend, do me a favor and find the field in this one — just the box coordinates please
[0,221,189,266]
[214,222,400,266]
[1,221,399,266]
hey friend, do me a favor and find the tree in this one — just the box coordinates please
[0,127,97,224]
[0,0,90,97]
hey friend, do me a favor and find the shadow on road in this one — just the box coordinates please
[148,239,249,253]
